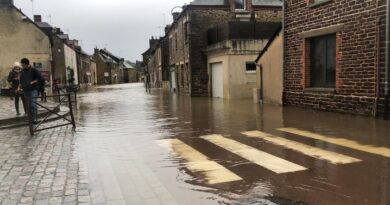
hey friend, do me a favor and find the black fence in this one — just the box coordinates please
[207,21,282,45]
[27,85,79,136]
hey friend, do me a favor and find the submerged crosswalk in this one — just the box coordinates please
[158,139,242,184]
[242,131,361,165]
[159,128,389,185]
[201,134,307,174]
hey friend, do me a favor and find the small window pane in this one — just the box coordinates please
[235,0,245,10]
[246,62,256,73]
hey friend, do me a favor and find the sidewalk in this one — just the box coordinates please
[0,121,91,205]
[0,97,70,129]
[0,96,21,121]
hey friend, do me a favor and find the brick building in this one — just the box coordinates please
[284,0,389,117]
[161,0,282,96]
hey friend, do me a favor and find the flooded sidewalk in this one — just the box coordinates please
[1,83,390,205]
[76,83,390,205]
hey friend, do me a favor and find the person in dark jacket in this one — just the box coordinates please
[7,62,26,116]
[19,58,42,122]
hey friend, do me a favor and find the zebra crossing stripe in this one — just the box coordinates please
[242,131,361,164]
[158,139,243,184]
[279,128,390,158]
[200,135,307,174]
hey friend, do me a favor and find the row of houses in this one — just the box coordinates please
[0,0,141,95]
[143,0,282,97]
[144,0,390,118]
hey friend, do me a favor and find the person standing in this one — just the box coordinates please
[19,58,42,122]
[7,62,26,116]
[38,76,47,103]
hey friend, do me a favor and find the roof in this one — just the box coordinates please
[252,0,283,6]
[58,34,69,40]
[190,0,282,7]
[102,49,121,61]
[255,25,282,63]
[99,53,115,64]
[36,22,52,28]
[98,49,122,64]
[10,6,51,38]
[123,60,135,69]
[190,0,228,5]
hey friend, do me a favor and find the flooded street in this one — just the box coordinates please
[75,83,390,205]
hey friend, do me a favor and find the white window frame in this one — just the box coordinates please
[234,0,246,11]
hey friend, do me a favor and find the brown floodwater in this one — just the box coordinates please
[75,83,390,205]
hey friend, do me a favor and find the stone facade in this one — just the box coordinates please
[166,1,282,96]
[94,49,122,85]
[284,0,387,117]
[0,1,52,93]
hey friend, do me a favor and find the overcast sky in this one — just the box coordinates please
[14,0,192,62]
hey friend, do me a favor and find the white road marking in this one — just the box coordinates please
[158,139,242,184]
[242,131,361,164]
[279,128,390,158]
[200,135,307,174]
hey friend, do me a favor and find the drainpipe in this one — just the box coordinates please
[385,0,390,119]
[282,0,286,106]
[375,17,381,117]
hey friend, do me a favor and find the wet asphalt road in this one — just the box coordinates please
[75,83,390,205]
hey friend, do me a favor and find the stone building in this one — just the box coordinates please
[76,48,96,87]
[0,0,52,94]
[165,0,282,96]
[94,48,122,85]
[143,37,162,88]
[122,60,140,83]
[33,16,79,86]
[284,0,389,117]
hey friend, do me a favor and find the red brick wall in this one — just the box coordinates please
[284,0,385,116]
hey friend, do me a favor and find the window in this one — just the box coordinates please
[310,34,336,88]
[235,0,245,10]
[246,62,257,73]
[169,37,173,56]
[174,33,178,51]
[307,0,332,7]
[246,62,256,73]
[184,22,188,42]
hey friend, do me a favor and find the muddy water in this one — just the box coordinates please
[75,83,390,205]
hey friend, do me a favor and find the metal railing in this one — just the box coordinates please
[27,93,76,136]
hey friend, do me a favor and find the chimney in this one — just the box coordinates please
[172,12,180,21]
[33,15,42,23]
[0,0,13,6]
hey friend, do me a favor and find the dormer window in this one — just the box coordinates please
[235,0,246,10]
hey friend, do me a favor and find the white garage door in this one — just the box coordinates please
[211,63,223,98]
